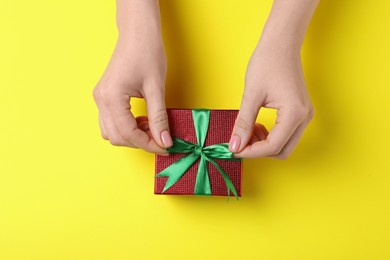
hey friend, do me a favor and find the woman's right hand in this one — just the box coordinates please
[92,0,172,154]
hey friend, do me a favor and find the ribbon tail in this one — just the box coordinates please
[206,157,239,200]
[194,157,211,195]
[156,152,200,193]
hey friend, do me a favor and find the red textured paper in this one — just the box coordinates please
[154,109,242,197]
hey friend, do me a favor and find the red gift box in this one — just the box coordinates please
[154,109,242,197]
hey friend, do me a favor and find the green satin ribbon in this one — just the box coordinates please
[156,109,241,199]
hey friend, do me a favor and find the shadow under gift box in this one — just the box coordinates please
[154,109,242,197]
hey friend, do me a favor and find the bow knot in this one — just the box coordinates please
[194,146,203,156]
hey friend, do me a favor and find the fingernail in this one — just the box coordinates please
[161,130,173,148]
[229,135,241,152]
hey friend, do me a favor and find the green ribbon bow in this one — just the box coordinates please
[156,109,241,199]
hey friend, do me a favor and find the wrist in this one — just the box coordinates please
[116,0,162,38]
[256,0,319,58]
[255,31,301,61]
[257,16,303,59]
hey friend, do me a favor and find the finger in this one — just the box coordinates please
[229,90,264,153]
[253,123,268,141]
[98,113,108,140]
[247,123,268,145]
[138,118,168,156]
[94,87,138,148]
[104,93,166,154]
[258,123,269,138]
[248,124,265,144]
[138,120,150,132]
[94,89,109,141]
[270,110,313,159]
[248,134,259,145]
[144,82,172,148]
[234,106,306,158]
[136,116,149,131]
[136,116,149,125]
[96,94,136,147]
[101,109,137,148]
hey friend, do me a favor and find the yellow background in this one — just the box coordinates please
[1,0,389,259]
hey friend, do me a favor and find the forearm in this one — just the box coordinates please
[116,0,162,39]
[259,0,320,55]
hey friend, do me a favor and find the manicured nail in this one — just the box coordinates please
[229,135,241,152]
[161,130,173,148]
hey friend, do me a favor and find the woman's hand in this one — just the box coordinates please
[93,0,172,154]
[229,0,319,159]
[229,44,314,159]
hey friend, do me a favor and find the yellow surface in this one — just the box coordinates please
[1,0,389,259]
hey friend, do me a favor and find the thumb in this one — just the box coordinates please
[144,83,173,149]
[229,90,264,153]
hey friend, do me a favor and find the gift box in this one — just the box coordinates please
[154,109,242,198]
